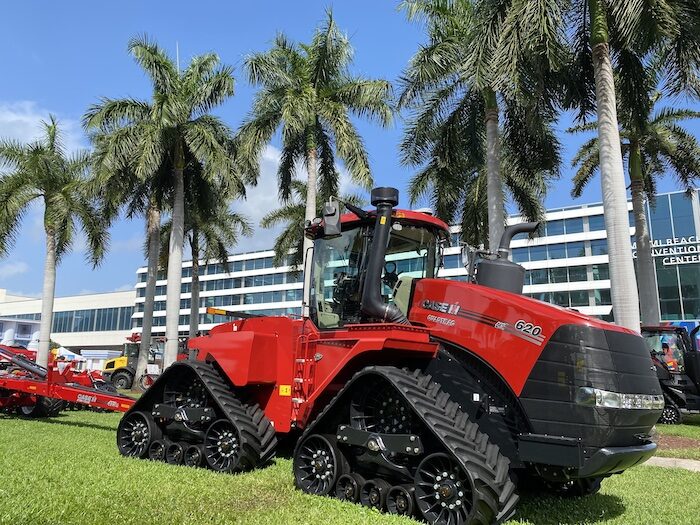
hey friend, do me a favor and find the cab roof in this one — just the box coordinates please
[307,208,450,239]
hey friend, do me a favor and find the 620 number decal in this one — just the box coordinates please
[515,319,542,337]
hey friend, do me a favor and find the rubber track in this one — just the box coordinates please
[300,366,518,524]
[136,361,276,471]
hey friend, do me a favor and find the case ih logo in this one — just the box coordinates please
[421,300,461,315]
[76,394,97,404]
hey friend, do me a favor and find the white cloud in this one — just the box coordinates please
[0,101,85,154]
[113,284,134,292]
[0,261,29,280]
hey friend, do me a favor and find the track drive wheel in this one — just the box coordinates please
[19,396,65,417]
[294,434,347,496]
[117,411,162,458]
[204,419,259,473]
[659,400,682,425]
[415,453,477,525]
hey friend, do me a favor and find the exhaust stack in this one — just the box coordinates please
[360,187,409,324]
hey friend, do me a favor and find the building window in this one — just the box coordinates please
[570,290,589,307]
[592,264,609,280]
[530,269,548,285]
[590,239,608,256]
[546,220,565,236]
[547,244,567,259]
[588,215,605,231]
[670,192,696,238]
[594,289,612,306]
[568,266,588,282]
[549,267,568,283]
[529,245,547,261]
[650,194,674,241]
[512,248,529,263]
[567,241,586,258]
[564,217,584,234]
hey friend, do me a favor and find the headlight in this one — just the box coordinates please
[576,387,664,410]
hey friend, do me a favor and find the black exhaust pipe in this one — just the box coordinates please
[360,187,409,324]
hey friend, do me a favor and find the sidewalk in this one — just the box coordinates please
[645,456,700,472]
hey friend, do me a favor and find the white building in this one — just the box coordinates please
[0,290,135,351]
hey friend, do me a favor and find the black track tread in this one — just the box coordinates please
[145,361,276,471]
[299,366,518,525]
[185,361,262,471]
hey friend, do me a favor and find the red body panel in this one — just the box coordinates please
[189,317,438,432]
[409,278,633,396]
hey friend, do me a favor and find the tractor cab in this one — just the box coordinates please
[305,188,449,330]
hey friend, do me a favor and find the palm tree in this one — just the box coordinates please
[0,116,107,367]
[399,0,561,247]
[239,10,392,314]
[261,180,362,268]
[570,91,700,325]
[487,0,700,329]
[160,161,252,337]
[89,133,172,388]
[84,36,249,367]
[408,139,552,247]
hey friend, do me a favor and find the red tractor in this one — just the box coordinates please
[118,188,662,524]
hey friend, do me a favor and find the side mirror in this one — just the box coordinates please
[323,200,341,237]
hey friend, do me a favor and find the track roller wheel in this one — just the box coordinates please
[166,442,187,465]
[148,439,168,461]
[184,444,204,467]
[117,411,161,458]
[294,434,347,496]
[387,484,415,516]
[415,453,473,525]
[336,473,365,502]
[360,479,391,510]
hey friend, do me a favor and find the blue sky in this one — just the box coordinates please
[0,1,698,297]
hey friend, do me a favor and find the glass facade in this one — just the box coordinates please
[512,190,700,323]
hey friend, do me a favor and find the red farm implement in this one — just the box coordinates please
[0,346,135,416]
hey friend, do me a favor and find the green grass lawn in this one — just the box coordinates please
[655,414,700,440]
[2,410,700,525]
[654,414,700,459]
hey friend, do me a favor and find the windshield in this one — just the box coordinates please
[643,331,686,373]
[310,220,440,329]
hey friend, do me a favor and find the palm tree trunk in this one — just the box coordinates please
[629,143,660,325]
[164,144,186,367]
[37,226,57,368]
[189,230,200,338]
[589,0,641,331]
[302,146,318,318]
[134,200,160,389]
[484,88,504,253]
